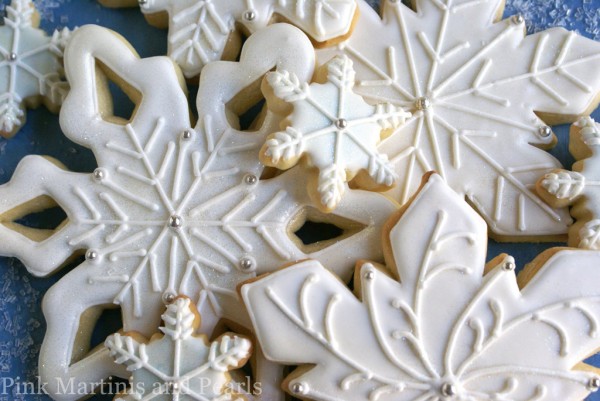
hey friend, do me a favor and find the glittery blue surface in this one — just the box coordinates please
[0,0,599,400]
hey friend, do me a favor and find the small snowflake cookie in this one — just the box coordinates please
[243,172,600,401]
[537,117,600,250]
[0,23,397,400]
[138,0,358,78]
[106,297,252,401]
[0,0,72,137]
[317,0,600,240]
[261,55,410,212]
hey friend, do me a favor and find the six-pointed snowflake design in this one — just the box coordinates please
[139,0,357,78]
[0,0,72,137]
[243,173,600,401]
[318,0,600,239]
[537,117,600,250]
[0,24,396,400]
[261,55,410,211]
[106,297,252,401]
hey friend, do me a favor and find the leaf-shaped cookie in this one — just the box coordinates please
[243,173,600,401]
[537,117,600,250]
[318,0,600,239]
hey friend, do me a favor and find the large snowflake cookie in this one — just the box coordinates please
[318,0,600,240]
[0,23,396,400]
[106,297,252,401]
[537,117,600,250]
[138,0,358,78]
[0,0,72,137]
[261,55,410,212]
[243,173,600,401]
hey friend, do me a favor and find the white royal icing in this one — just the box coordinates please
[243,173,600,401]
[539,117,600,250]
[0,23,397,400]
[106,297,252,401]
[317,0,600,238]
[139,0,357,78]
[262,55,410,211]
[0,0,72,137]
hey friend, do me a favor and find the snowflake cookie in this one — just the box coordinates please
[318,0,600,240]
[537,117,600,250]
[138,0,358,78]
[243,172,600,401]
[0,0,72,137]
[0,23,397,400]
[261,55,410,212]
[106,297,251,401]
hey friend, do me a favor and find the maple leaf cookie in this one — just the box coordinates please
[0,23,397,401]
[0,0,72,137]
[318,0,600,240]
[261,55,411,212]
[537,117,600,250]
[137,0,359,78]
[106,297,252,401]
[243,173,600,401]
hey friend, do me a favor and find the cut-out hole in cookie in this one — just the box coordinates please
[226,77,267,132]
[87,307,123,357]
[95,60,142,125]
[289,207,366,254]
[1,195,69,242]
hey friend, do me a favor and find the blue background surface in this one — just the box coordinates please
[0,0,599,400]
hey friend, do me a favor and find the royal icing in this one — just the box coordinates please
[261,55,410,211]
[537,117,600,250]
[0,0,72,137]
[0,23,396,400]
[317,0,600,239]
[139,0,358,78]
[242,173,600,401]
[106,297,252,401]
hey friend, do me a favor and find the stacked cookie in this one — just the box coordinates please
[2,0,600,400]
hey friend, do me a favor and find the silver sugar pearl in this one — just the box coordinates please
[243,10,256,21]
[239,257,255,271]
[511,14,524,24]
[364,270,375,280]
[138,0,148,5]
[335,118,348,129]
[244,174,258,185]
[538,126,552,138]
[441,383,457,397]
[502,261,516,271]
[169,215,183,228]
[8,52,17,61]
[93,168,106,181]
[589,377,600,392]
[290,382,308,395]
[182,129,193,140]
[85,249,98,260]
[415,97,431,110]
[162,292,176,304]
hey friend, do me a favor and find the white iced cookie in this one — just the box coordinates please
[0,23,397,401]
[318,0,600,240]
[138,0,358,78]
[106,297,251,401]
[243,173,600,401]
[0,0,72,137]
[537,117,600,250]
[261,55,410,212]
